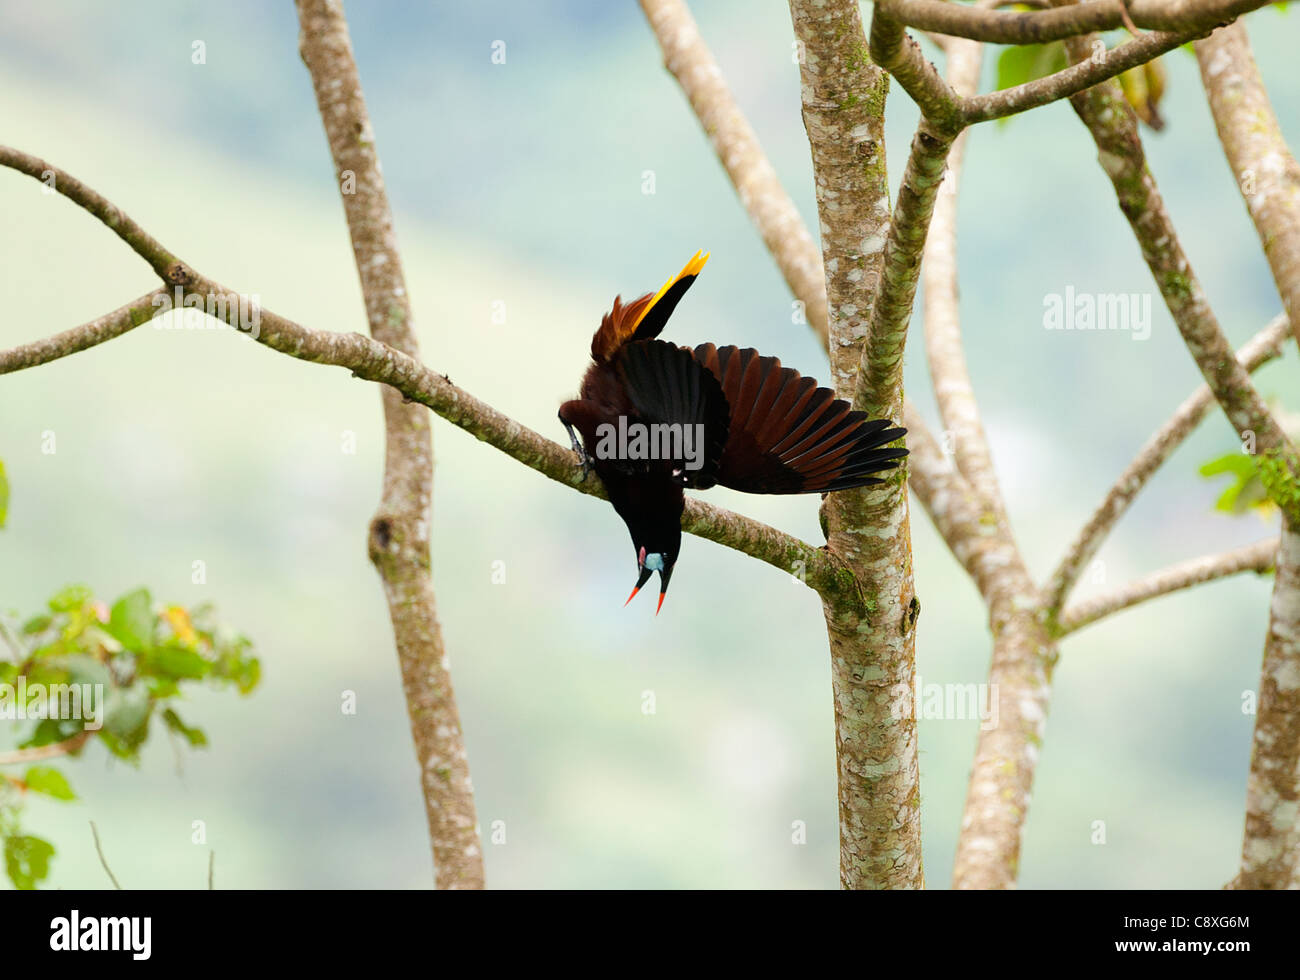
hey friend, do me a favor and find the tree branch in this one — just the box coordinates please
[854,124,954,423]
[887,29,1064,893]
[1044,314,1291,619]
[0,291,166,373]
[962,26,1210,126]
[1232,521,1300,888]
[1066,30,1300,890]
[1058,538,1278,634]
[90,820,123,890]
[867,0,1243,131]
[1197,21,1300,349]
[878,0,1274,45]
[1066,37,1298,504]
[904,406,1026,603]
[636,0,974,581]
[295,0,482,890]
[921,39,1010,521]
[0,122,862,888]
[870,9,966,135]
[0,147,179,277]
[788,0,924,890]
[0,267,846,599]
[0,731,92,766]
[639,0,829,347]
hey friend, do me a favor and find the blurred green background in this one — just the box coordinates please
[1,1,1297,889]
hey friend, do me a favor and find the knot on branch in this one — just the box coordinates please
[368,514,396,565]
[164,261,195,287]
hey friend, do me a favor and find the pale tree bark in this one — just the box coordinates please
[1065,30,1300,890]
[876,0,1275,44]
[1197,21,1300,348]
[903,34,1064,892]
[1195,19,1300,889]
[788,0,924,890]
[638,0,960,503]
[1236,525,1300,888]
[294,0,483,889]
[638,0,829,346]
[0,144,852,591]
[864,0,1298,889]
[1059,538,1280,635]
[922,39,1005,521]
[1045,315,1290,617]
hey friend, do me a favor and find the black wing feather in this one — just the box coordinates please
[614,340,730,488]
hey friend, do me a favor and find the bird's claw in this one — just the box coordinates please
[560,416,591,481]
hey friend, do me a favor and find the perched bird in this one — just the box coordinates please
[560,251,907,613]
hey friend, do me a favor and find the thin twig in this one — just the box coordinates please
[0,144,849,597]
[0,731,93,766]
[1197,21,1300,349]
[639,0,829,348]
[921,38,1010,522]
[90,821,123,890]
[876,0,1269,44]
[1059,538,1279,634]
[1066,27,1300,891]
[867,0,1250,132]
[295,0,481,890]
[1045,315,1291,618]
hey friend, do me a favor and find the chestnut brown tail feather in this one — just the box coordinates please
[692,344,906,494]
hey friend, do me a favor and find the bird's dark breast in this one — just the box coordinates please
[573,363,663,477]
[599,465,684,557]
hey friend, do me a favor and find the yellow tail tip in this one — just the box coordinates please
[629,250,711,333]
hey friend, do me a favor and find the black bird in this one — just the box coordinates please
[559,251,907,613]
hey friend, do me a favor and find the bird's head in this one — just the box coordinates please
[625,544,677,615]
[605,470,685,615]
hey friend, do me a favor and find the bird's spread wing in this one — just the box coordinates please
[591,251,709,362]
[692,344,907,494]
[613,339,729,488]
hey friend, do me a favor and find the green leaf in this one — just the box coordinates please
[105,588,153,652]
[22,766,76,801]
[0,459,9,528]
[47,585,92,614]
[1199,453,1258,479]
[4,834,55,889]
[161,707,208,748]
[145,644,210,681]
[1200,452,1269,514]
[20,614,52,635]
[104,687,152,746]
[59,653,113,691]
[996,41,1068,92]
[19,717,80,750]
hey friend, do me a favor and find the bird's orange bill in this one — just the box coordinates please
[625,586,641,606]
[655,591,666,616]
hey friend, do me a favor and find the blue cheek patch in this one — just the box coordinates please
[644,552,666,572]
